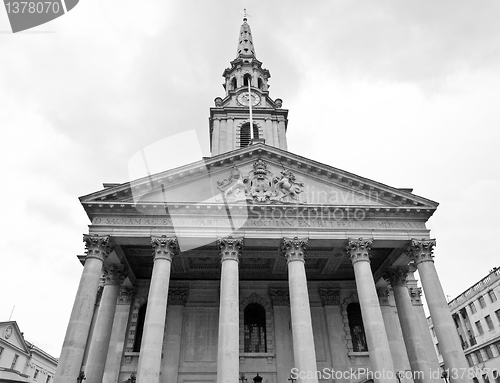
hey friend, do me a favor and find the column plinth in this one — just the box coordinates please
[54,235,112,383]
[85,265,126,383]
[282,237,318,383]
[408,239,469,383]
[216,236,243,383]
[347,238,396,383]
[136,236,178,383]
[383,266,432,383]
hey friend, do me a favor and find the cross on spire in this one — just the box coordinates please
[240,8,251,22]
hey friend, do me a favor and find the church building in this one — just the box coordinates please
[53,16,470,383]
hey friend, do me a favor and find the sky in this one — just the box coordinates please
[1,0,499,358]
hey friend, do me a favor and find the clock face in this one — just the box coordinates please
[237,91,261,106]
[4,325,12,339]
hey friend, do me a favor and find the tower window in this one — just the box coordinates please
[244,303,267,353]
[133,303,147,352]
[243,74,252,87]
[239,123,259,148]
[258,78,264,90]
[231,77,237,90]
[347,303,368,352]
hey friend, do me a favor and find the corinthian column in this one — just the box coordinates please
[408,239,469,383]
[383,266,432,383]
[216,236,243,383]
[85,265,126,383]
[282,237,318,383]
[136,236,178,383]
[346,238,396,383]
[54,235,112,383]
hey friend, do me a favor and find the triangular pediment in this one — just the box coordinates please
[0,321,30,355]
[80,144,437,217]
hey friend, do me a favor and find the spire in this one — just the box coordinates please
[236,9,256,58]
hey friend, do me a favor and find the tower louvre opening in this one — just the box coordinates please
[240,123,259,148]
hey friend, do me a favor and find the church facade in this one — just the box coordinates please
[53,17,470,383]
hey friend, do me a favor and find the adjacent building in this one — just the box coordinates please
[53,16,470,383]
[428,267,500,383]
[0,321,58,383]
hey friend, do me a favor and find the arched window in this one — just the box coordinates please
[239,123,259,148]
[133,303,147,352]
[231,77,237,90]
[347,303,368,352]
[244,303,267,352]
[258,77,264,90]
[243,74,252,87]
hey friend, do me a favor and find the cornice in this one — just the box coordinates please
[82,201,435,220]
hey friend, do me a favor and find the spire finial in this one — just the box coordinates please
[240,8,251,22]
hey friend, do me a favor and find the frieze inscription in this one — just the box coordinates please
[92,217,425,230]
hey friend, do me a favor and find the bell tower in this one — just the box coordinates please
[209,14,289,156]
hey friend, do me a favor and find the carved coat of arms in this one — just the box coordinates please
[216,159,305,204]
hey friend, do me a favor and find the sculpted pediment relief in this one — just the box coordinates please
[216,159,305,204]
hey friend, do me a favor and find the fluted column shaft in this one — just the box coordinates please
[408,239,469,383]
[54,235,112,383]
[85,265,126,383]
[136,236,178,383]
[347,238,396,383]
[384,267,432,383]
[216,236,243,383]
[282,237,318,383]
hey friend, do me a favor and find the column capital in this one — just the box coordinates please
[319,288,340,306]
[377,287,392,306]
[269,288,289,306]
[408,287,423,305]
[117,287,135,305]
[346,237,373,264]
[103,264,127,286]
[168,287,189,306]
[408,261,418,273]
[83,234,113,262]
[281,237,308,263]
[217,236,243,262]
[383,265,409,288]
[151,235,179,261]
[408,238,436,264]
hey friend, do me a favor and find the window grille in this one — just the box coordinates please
[347,303,368,352]
[244,303,267,353]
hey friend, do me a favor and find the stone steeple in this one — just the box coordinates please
[209,15,289,156]
[236,15,255,58]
